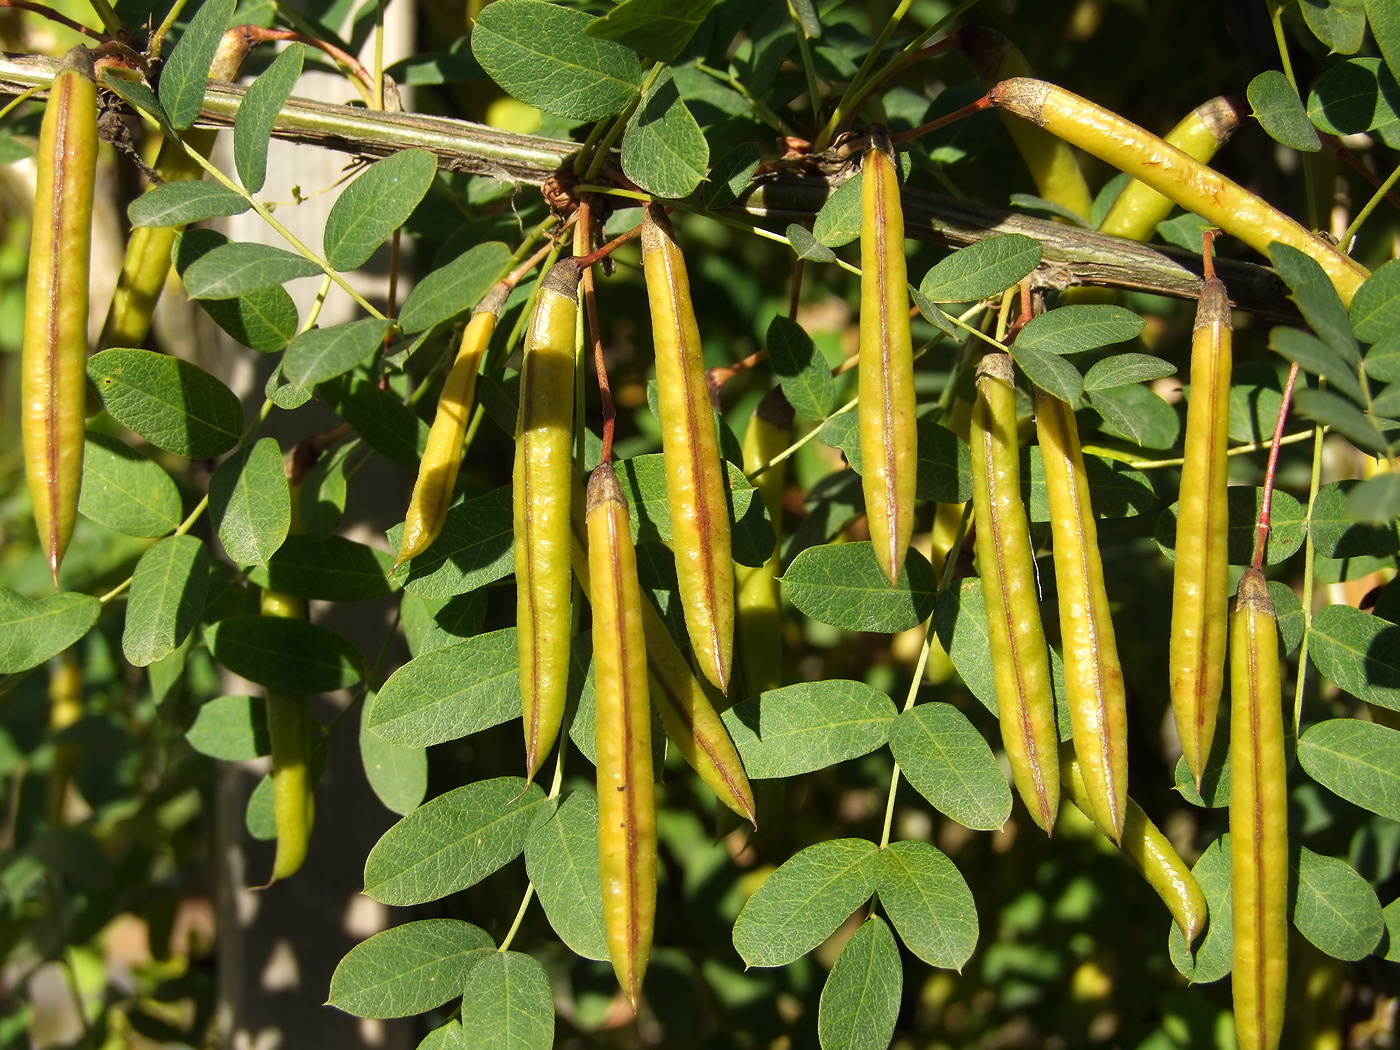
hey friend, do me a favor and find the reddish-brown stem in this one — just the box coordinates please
[574,222,643,270]
[1252,362,1300,570]
[578,200,615,463]
[1202,228,1221,281]
[890,94,994,145]
[706,347,770,396]
[788,258,805,322]
[1007,278,1036,340]
[0,0,104,38]
[845,37,957,124]
[1323,134,1400,217]
[241,26,374,95]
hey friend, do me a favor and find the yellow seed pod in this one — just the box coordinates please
[858,127,918,588]
[970,351,1059,832]
[586,462,656,1010]
[23,46,98,587]
[1229,568,1288,1050]
[640,205,736,694]
[515,258,582,779]
[1170,272,1232,787]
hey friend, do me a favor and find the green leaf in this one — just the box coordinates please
[911,288,959,338]
[123,536,209,667]
[721,680,897,778]
[101,72,174,134]
[816,917,901,1050]
[1156,212,1215,253]
[282,319,392,397]
[181,241,322,299]
[324,150,438,271]
[328,920,494,1019]
[393,486,515,599]
[1301,0,1367,53]
[368,628,520,747]
[208,438,290,568]
[786,223,836,263]
[203,615,364,692]
[1346,473,1400,524]
[612,455,771,567]
[1156,486,1307,565]
[399,242,513,333]
[362,777,548,905]
[1014,305,1145,356]
[622,68,709,199]
[246,536,394,602]
[88,348,243,459]
[78,433,182,538]
[783,542,936,633]
[812,172,862,248]
[1307,604,1400,711]
[1366,0,1400,88]
[1353,258,1400,342]
[1309,481,1400,557]
[401,592,487,658]
[1168,835,1233,982]
[201,287,301,352]
[932,578,1074,742]
[1270,326,1364,403]
[324,374,430,471]
[235,42,304,193]
[918,234,1041,303]
[1270,243,1361,365]
[1293,387,1388,453]
[819,412,972,504]
[460,951,553,1050]
[1026,447,1157,522]
[471,0,644,120]
[360,695,427,817]
[524,791,608,961]
[128,180,249,227]
[585,0,714,63]
[1082,353,1176,391]
[874,840,978,970]
[703,141,761,209]
[1270,580,1307,654]
[886,704,1011,831]
[732,838,879,967]
[1295,846,1384,960]
[1297,718,1400,820]
[1011,344,1083,404]
[1384,898,1400,962]
[185,694,268,760]
[1307,57,1394,135]
[0,590,101,673]
[417,1021,462,1050]
[1086,382,1180,449]
[1248,69,1322,151]
[159,0,237,129]
[767,315,835,420]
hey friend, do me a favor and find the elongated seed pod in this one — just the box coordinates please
[858,127,918,586]
[395,283,508,567]
[1059,744,1207,943]
[735,387,794,699]
[1171,272,1232,787]
[958,27,1094,219]
[101,32,250,349]
[23,46,98,588]
[568,497,755,824]
[1229,568,1288,1050]
[1036,390,1127,841]
[971,352,1059,832]
[1099,97,1244,242]
[516,258,582,779]
[640,206,735,693]
[262,579,313,882]
[587,463,657,1009]
[988,78,1369,303]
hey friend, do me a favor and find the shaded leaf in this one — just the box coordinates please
[887,704,1011,831]
[1297,718,1400,821]
[128,180,249,227]
[722,680,897,778]
[816,917,901,1050]
[159,0,237,129]
[919,234,1041,303]
[78,432,182,538]
[204,615,364,692]
[328,920,494,1018]
[524,791,608,961]
[622,68,709,199]
[234,42,305,193]
[123,536,209,667]
[1248,69,1322,151]
[88,348,243,459]
[0,590,101,673]
[208,438,290,568]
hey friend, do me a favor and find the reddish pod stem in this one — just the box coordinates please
[891,93,995,146]
[578,200,616,463]
[707,347,770,396]
[1202,228,1221,280]
[0,0,103,38]
[241,26,376,96]
[575,222,644,270]
[1252,362,1301,571]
